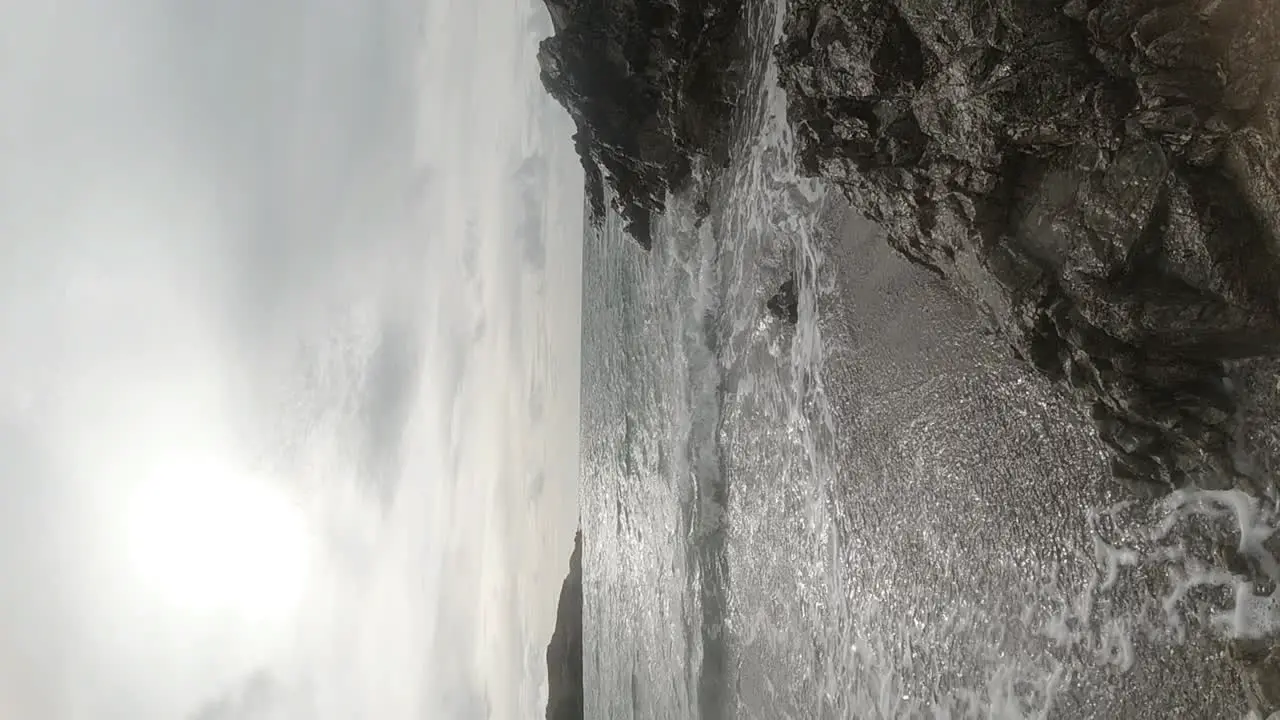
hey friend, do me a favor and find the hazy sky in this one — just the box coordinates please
[0,0,582,718]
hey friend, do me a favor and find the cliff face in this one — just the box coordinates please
[537,0,746,248]
[545,530,582,720]
[777,0,1280,496]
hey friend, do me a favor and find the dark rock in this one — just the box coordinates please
[767,277,800,324]
[545,530,582,720]
[577,132,607,226]
[537,0,747,249]
[1230,637,1280,717]
[776,0,1280,493]
[694,195,712,225]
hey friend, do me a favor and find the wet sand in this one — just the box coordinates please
[808,203,1248,716]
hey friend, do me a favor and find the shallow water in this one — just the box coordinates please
[580,0,1280,717]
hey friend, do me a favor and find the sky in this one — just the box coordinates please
[0,0,582,718]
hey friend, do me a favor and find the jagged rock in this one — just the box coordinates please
[776,0,1280,494]
[767,277,800,324]
[537,0,747,249]
[545,530,582,720]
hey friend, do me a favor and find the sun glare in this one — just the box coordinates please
[124,460,312,621]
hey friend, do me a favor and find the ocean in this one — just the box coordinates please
[580,0,1279,717]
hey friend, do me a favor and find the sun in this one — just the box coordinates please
[123,459,312,622]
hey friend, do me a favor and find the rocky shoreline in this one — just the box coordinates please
[775,0,1280,497]
[772,0,1280,712]
[538,0,1280,498]
[536,0,1280,712]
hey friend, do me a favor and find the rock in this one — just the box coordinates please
[537,0,747,249]
[545,530,583,720]
[1230,637,1280,717]
[776,0,1280,493]
[577,132,607,226]
[767,277,800,324]
[694,194,712,225]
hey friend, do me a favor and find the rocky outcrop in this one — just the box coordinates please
[545,530,583,720]
[767,277,800,324]
[776,0,1280,496]
[537,0,747,249]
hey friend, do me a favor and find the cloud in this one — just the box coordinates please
[529,384,548,421]
[515,154,551,271]
[188,671,279,720]
[0,0,582,717]
[527,470,548,503]
[354,314,427,505]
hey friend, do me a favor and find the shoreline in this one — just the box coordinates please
[538,0,1280,714]
[813,199,1251,715]
[776,0,1280,500]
